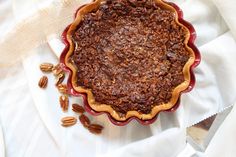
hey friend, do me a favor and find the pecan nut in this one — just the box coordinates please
[79,114,91,128]
[88,124,104,134]
[38,76,48,88]
[40,63,54,72]
[55,73,65,86]
[61,116,77,127]
[59,95,69,112]
[72,104,85,114]
[52,64,64,76]
[57,84,68,94]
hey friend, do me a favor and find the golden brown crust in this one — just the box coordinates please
[65,0,195,121]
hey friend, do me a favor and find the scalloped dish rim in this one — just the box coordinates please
[61,0,200,123]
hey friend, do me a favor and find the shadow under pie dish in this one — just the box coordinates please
[60,0,201,125]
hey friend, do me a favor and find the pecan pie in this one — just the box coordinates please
[64,0,196,121]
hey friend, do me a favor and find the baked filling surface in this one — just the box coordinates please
[71,0,190,115]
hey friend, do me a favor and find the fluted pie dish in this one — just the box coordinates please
[60,0,201,125]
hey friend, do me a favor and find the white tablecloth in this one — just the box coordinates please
[1,0,236,157]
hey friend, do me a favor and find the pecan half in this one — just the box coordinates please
[59,95,69,112]
[61,116,77,127]
[40,63,54,73]
[52,64,64,76]
[55,73,65,86]
[38,76,48,88]
[88,124,104,134]
[79,114,91,128]
[57,84,68,94]
[72,104,85,114]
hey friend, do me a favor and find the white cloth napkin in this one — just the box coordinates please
[1,0,236,156]
[0,123,5,157]
[212,0,236,39]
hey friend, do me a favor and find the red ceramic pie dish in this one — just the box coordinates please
[60,0,201,126]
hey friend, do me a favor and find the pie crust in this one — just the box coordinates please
[63,0,197,121]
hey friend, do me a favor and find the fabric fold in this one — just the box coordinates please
[0,0,89,67]
[0,122,5,157]
[1,0,236,156]
[211,0,236,39]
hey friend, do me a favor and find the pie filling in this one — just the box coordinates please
[71,0,190,115]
